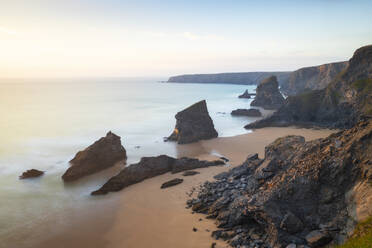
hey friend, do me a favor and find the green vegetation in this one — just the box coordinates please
[351,79,372,115]
[335,217,372,248]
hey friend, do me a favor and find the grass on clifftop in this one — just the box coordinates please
[335,217,372,248]
[351,78,372,115]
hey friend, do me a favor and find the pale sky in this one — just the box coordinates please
[0,0,371,78]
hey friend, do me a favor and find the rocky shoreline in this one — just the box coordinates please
[187,120,372,247]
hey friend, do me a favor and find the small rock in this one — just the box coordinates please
[193,227,198,232]
[160,178,184,189]
[19,169,44,179]
[182,171,200,176]
[305,230,332,247]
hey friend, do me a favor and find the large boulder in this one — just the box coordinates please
[231,108,262,117]
[167,100,218,144]
[91,155,224,195]
[62,131,127,182]
[250,76,285,109]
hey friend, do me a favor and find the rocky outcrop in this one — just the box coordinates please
[182,171,200,176]
[231,108,262,117]
[92,155,224,195]
[238,90,255,99]
[245,45,372,130]
[19,169,44,179]
[187,120,372,247]
[281,61,349,96]
[250,76,285,109]
[62,132,127,182]
[167,100,218,144]
[161,178,184,188]
[167,72,291,85]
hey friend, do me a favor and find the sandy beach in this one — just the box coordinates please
[34,127,335,248]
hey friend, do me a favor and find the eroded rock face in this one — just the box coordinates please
[231,108,262,117]
[92,155,224,195]
[245,45,372,130]
[167,100,218,144]
[62,132,127,182]
[250,76,285,109]
[19,169,44,179]
[187,120,372,247]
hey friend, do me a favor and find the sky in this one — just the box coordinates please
[0,0,371,78]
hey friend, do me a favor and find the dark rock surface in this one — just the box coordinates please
[62,131,127,182]
[167,100,218,144]
[182,171,200,176]
[250,76,285,109]
[161,178,183,188]
[167,72,291,85]
[92,155,224,195]
[187,120,372,247]
[19,169,44,179]
[238,89,255,98]
[245,45,372,130]
[281,61,349,96]
[231,108,262,117]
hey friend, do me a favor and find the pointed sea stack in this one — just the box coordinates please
[62,131,127,182]
[167,100,218,144]
[238,89,254,98]
[251,76,285,109]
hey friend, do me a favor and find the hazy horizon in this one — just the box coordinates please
[1,0,371,78]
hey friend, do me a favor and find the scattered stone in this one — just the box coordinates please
[231,108,262,117]
[219,157,229,162]
[305,230,332,247]
[161,178,184,189]
[62,131,127,182]
[182,170,200,176]
[193,227,198,232]
[211,242,216,248]
[167,100,218,144]
[19,169,44,179]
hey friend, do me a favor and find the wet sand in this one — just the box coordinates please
[36,127,335,248]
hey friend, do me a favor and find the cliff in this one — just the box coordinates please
[167,72,291,85]
[245,45,372,130]
[281,61,349,96]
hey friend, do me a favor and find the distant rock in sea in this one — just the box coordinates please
[231,108,262,117]
[250,76,285,109]
[19,169,44,179]
[238,89,255,99]
[62,131,127,182]
[167,100,218,144]
[91,155,224,195]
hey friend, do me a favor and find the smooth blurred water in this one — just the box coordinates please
[0,78,258,246]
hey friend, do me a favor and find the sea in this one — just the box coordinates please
[0,77,260,247]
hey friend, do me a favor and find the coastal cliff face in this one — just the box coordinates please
[188,120,372,248]
[245,45,372,130]
[167,72,291,85]
[281,61,349,96]
[250,76,285,109]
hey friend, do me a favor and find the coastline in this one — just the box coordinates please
[32,127,335,248]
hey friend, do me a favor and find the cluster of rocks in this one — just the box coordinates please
[231,109,262,117]
[238,90,256,99]
[250,76,285,110]
[187,120,372,247]
[246,45,372,130]
[92,155,225,195]
[62,131,127,182]
[167,100,218,144]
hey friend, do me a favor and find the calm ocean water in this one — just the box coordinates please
[0,78,258,247]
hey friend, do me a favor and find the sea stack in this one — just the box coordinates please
[167,100,218,144]
[251,76,285,109]
[62,131,127,182]
[19,169,44,179]
[238,89,254,98]
[231,108,262,117]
